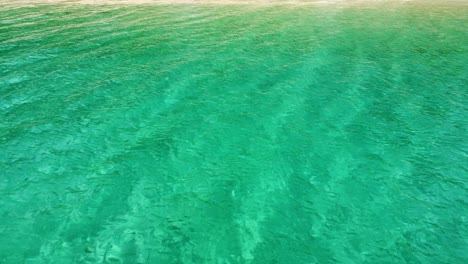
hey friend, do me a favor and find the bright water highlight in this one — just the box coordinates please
[0,2,467,263]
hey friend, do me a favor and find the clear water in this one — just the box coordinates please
[1,2,467,263]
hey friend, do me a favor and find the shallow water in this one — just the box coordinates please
[1,2,467,263]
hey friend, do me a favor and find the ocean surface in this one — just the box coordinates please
[1,1,467,263]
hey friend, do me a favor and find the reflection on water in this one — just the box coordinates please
[0,2,467,264]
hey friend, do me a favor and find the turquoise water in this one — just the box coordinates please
[1,2,467,263]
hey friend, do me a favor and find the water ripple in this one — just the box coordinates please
[0,2,467,264]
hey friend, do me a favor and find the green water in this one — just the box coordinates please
[1,2,467,263]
